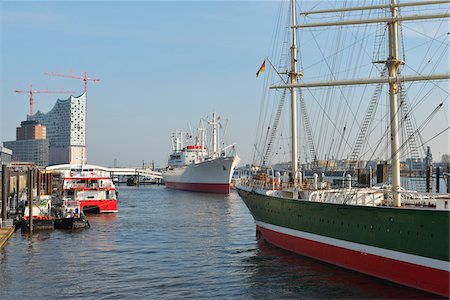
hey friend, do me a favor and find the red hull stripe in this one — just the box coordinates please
[165,181,230,194]
[64,177,112,180]
[256,223,450,297]
[257,221,448,271]
[64,188,116,191]
[79,200,118,213]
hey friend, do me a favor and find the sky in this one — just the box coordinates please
[1,0,449,168]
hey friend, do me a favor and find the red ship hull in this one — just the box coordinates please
[79,199,118,213]
[165,181,230,194]
[257,224,450,298]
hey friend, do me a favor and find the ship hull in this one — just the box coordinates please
[163,156,239,194]
[54,217,90,229]
[237,188,450,297]
[79,199,118,213]
[20,219,54,232]
[165,182,230,193]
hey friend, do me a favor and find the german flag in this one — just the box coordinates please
[256,60,266,77]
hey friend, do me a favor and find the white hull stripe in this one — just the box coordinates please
[256,220,450,272]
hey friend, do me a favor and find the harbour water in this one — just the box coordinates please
[0,186,438,299]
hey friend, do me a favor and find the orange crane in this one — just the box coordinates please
[45,71,100,96]
[15,84,76,116]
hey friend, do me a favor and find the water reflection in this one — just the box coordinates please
[243,237,440,299]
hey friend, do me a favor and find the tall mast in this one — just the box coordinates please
[387,0,402,206]
[272,0,449,204]
[290,0,299,196]
[211,113,218,158]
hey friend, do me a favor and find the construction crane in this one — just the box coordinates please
[45,71,100,96]
[15,84,76,116]
[45,72,100,159]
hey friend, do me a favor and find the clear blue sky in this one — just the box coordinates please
[1,1,280,167]
[1,1,449,167]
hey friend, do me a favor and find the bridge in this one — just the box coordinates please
[107,168,163,179]
[46,164,163,180]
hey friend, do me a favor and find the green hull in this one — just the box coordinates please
[237,188,450,296]
[237,188,449,262]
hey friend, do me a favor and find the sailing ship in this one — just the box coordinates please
[237,0,449,297]
[163,113,240,193]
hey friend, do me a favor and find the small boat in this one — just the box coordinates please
[54,200,90,230]
[162,113,240,194]
[47,164,118,213]
[21,195,54,231]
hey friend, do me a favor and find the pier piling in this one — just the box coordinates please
[436,166,440,193]
[15,172,19,211]
[1,164,8,222]
[28,168,33,233]
[36,169,41,197]
[446,165,450,194]
[426,166,432,193]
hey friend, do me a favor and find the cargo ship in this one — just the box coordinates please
[237,0,449,297]
[163,113,240,193]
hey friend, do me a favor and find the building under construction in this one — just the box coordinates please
[28,92,87,165]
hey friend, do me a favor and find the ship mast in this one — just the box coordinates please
[210,113,219,159]
[290,0,300,197]
[271,0,450,205]
[387,0,402,206]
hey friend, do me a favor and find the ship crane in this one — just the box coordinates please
[15,84,76,116]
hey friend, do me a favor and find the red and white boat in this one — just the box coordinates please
[163,113,240,193]
[48,164,118,213]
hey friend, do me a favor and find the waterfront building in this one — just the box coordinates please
[16,120,46,140]
[405,157,423,171]
[28,93,86,165]
[0,145,12,164]
[3,139,49,166]
[3,120,49,166]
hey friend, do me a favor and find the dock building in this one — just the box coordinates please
[28,93,86,165]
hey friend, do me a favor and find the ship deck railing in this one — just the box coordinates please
[63,182,115,190]
[238,178,450,210]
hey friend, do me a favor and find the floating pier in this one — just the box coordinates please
[0,226,14,249]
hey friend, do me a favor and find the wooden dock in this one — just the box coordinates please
[0,227,14,249]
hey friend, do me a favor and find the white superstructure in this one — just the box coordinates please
[163,113,240,193]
